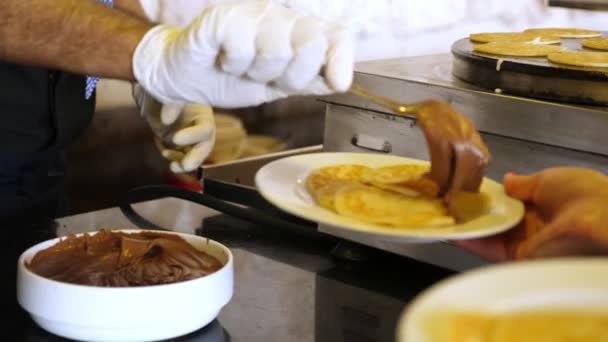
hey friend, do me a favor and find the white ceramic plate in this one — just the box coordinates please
[397,258,608,342]
[255,152,524,242]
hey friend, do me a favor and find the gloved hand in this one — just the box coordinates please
[138,0,220,28]
[132,0,354,108]
[133,84,215,173]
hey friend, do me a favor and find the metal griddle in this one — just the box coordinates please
[451,36,608,106]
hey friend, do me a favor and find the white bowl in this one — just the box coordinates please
[397,258,608,341]
[17,230,234,342]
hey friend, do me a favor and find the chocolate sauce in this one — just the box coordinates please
[27,231,223,287]
[416,100,491,201]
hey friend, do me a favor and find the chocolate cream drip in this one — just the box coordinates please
[415,100,491,201]
[27,231,223,287]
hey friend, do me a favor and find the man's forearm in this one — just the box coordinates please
[0,0,154,80]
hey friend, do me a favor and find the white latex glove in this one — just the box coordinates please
[138,0,220,28]
[133,0,354,108]
[133,84,215,173]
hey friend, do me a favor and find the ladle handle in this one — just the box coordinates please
[348,83,420,115]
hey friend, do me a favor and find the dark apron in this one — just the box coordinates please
[0,150,66,220]
[0,63,95,221]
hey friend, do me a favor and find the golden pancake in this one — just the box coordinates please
[473,42,564,57]
[469,32,560,44]
[306,163,491,227]
[360,164,429,184]
[582,37,608,51]
[524,28,602,38]
[360,165,439,197]
[305,164,369,194]
[333,184,454,227]
[427,311,608,342]
[449,191,491,222]
[312,180,357,210]
[369,179,439,198]
[371,183,425,197]
[548,51,608,68]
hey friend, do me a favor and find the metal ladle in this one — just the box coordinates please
[348,83,421,116]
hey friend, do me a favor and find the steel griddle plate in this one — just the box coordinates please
[451,36,608,106]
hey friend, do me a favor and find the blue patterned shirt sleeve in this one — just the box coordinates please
[85,0,114,100]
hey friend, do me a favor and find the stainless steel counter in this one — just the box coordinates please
[57,198,219,236]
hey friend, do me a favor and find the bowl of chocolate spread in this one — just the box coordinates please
[17,230,233,342]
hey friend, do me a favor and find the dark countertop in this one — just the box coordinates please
[3,198,454,342]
